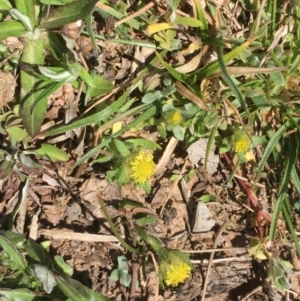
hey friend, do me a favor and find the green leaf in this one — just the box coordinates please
[120,269,132,287]
[192,38,257,81]
[199,194,217,203]
[38,0,98,30]
[20,39,45,136]
[0,0,12,11]
[23,239,53,267]
[34,265,56,294]
[109,269,119,281]
[172,125,185,140]
[0,20,27,40]
[254,121,289,183]
[270,71,284,86]
[113,139,130,157]
[39,90,129,137]
[194,0,208,37]
[0,289,50,301]
[136,216,158,225]
[135,225,166,257]
[10,8,33,32]
[54,256,73,277]
[6,127,28,142]
[55,275,110,301]
[142,90,162,104]
[13,0,35,28]
[126,138,161,150]
[269,135,297,241]
[0,234,27,272]
[34,143,69,162]
[40,0,76,4]
[70,105,156,172]
[117,255,129,270]
[82,73,114,97]
[174,16,202,27]
[155,51,190,85]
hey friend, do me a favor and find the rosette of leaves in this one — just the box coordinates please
[0,0,113,136]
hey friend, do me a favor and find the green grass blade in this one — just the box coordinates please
[14,0,35,27]
[283,198,300,257]
[254,121,289,183]
[194,0,208,37]
[20,39,46,136]
[291,165,300,195]
[40,92,128,137]
[70,104,156,172]
[269,135,297,240]
[0,235,27,272]
[191,37,257,81]
[38,0,98,30]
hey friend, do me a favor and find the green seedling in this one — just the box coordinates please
[0,230,110,300]
[109,256,132,288]
[0,0,113,136]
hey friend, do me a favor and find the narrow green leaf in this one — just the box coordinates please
[8,179,30,230]
[113,139,130,157]
[34,143,69,162]
[38,0,98,29]
[269,71,284,86]
[283,199,300,258]
[0,288,49,301]
[55,276,89,301]
[192,37,257,81]
[172,125,185,140]
[291,165,300,195]
[0,0,12,11]
[20,38,45,136]
[39,91,128,137]
[34,265,56,294]
[0,234,27,272]
[155,51,190,85]
[82,73,114,97]
[0,20,27,40]
[254,121,289,183]
[174,16,202,27]
[13,0,35,27]
[39,0,75,4]
[54,256,73,277]
[194,0,208,36]
[126,138,161,150]
[30,81,64,113]
[269,136,297,240]
[71,104,156,172]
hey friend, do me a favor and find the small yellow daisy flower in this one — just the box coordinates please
[232,131,251,153]
[129,151,156,183]
[166,110,183,126]
[234,139,250,153]
[160,251,192,286]
[165,263,191,286]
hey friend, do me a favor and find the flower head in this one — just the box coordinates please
[160,251,192,286]
[166,110,183,127]
[232,131,251,153]
[165,262,191,286]
[129,151,156,183]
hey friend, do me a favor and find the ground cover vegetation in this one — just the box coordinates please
[0,0,300,300]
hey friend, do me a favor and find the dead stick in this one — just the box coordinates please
[201,222,228,301]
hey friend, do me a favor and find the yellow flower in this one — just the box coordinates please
[166,110,183,126]
[234,139,250,153]
[129,151,155,183]
[165,263,191,286]
[232,131,251,153]
[160,251,192,287]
